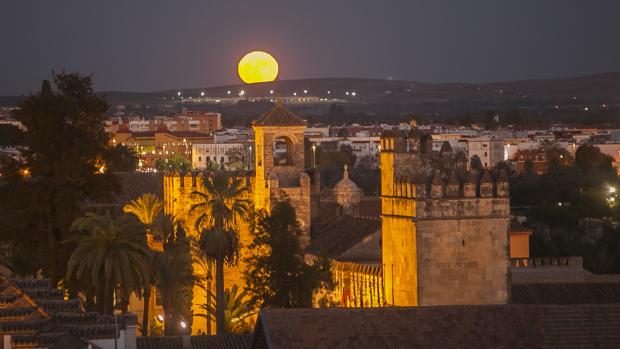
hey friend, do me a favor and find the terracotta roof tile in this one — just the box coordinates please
[252,102,306,127]
[307,215,380,259]
[137,334,252,349]
[512,283,620,305]
[255,304,620,349]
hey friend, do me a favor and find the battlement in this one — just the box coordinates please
[389,169,509,200]
[163,169,254,189]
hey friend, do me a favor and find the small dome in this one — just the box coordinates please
[334,165,363,207]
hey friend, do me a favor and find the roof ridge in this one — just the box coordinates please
[252,102,306,127]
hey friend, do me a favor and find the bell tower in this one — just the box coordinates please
[251,102,309,228]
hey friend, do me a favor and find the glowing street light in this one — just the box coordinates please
[269,90,274,94]
[303,89,308,94]
[239,90,245,96]
[609,186,616,194]
[200,91,205,97]
[351,92,357,96]
[293,92,297,96]
[177,91,181,96]
[327,90,331,94]
[227,90,231,95]
[311,144,316,169]
[180,321,187,329]
[157,315,164,322]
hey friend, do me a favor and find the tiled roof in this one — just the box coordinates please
[113,172,163,205]
[306,215,380,259]
[0,275,128,348]
[137,336,183,349]
[137,334,252,349]
[252,102,306,127]
[357,197,381,219]
[510,218,532,234]
[253,304,620,349]
[192,334,252,349]
[512,283,620,305]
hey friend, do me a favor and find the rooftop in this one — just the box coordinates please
[252,304,620,349]
[252,102,306,127]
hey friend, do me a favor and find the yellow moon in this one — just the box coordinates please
[238,51,279,84]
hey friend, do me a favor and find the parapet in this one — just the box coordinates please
[392,169,509,200]
[164,169,253,189]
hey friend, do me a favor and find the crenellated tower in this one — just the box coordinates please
[381,130,510,306]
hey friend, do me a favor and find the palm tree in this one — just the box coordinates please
[190,169,250,334]
[123,193,162,335]
[123,194,162,336]
[196,227,239,335]
[195,285,255,333]
[152,218,194,335]
[151,212,177,245]
[190,170,250,231]
[191,239,214,335]
[123,193,162,227]
[66,212,151,315]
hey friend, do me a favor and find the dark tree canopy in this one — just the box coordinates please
[575,145,614,173]
[244,200,332,308]
[105,144,138,172]
[0,72,116,283]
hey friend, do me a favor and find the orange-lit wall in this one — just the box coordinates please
[509,233,530,258]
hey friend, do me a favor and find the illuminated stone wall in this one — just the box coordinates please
[163,171,254,334]
[381,131,510,307]
[162,117,313,334]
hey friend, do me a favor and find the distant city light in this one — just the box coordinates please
[293,92,297,96]
[269,90,274,94]
[327,91,331,94]
[345,91,350,95]
[609,186,616,194]
[180,321,187,329]
[157,315,164,322]
[200,91,205,97]
[584,107,589,111]
[239,90,245,96]
[303,89,308,94]
[351,92,357,96]
[177,91,181,96]
[227,90,231,95]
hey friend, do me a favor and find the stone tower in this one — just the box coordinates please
[252,101,313,244]
[380,130,510,306]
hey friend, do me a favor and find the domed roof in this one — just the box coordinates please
[334,165,363,207]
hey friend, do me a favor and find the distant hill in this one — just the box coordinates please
[2,72,619,108]
[164,72,620,104]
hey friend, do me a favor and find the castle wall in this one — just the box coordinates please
[416,218,509,305]
[164,171,255,334]
[380,130,510,307]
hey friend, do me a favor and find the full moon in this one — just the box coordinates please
[238,51,279,84]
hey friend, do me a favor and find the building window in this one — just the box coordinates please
[198,156,202,162]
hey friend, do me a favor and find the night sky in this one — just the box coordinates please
[2,0,620,95]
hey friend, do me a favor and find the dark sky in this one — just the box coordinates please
[2,0,620,95]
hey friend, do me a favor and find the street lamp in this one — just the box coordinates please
[312,144,316,169]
